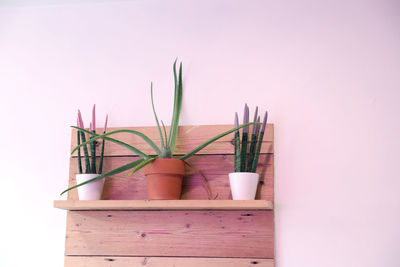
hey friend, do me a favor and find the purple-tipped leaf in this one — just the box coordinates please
[92,104,96,131]
[104,114,108,133]
[234,112,239,132]
[78,110,84,128]
[243,104,249,133]
[253,115,261,134]
[252,107,259,135]
[253,106,258,123]
[261,111,268,133]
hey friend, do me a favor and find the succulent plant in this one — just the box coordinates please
[234,104,268,173]
[61,60,259,195]
[75,105,108,174]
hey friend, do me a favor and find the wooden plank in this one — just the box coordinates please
[70,124,274,157]
[54,200,273,210]
[65,210,274,258]
[67,154,273,201]
[65,256,274,267]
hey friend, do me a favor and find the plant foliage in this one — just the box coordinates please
[234,104,268,173]
[61,61,259,195]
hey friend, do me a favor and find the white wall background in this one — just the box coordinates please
[0,0,399,266]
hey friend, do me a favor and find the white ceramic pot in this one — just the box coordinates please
[75,174,105,200]
[229,172,260,200]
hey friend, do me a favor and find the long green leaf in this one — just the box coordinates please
[161,120,168,146]
[71,127,155,159]
[168,59,178,146]
[168,61,183,154]
[234,131,241,172]
[90,131,96,173]
[60,158,145,195]
[77,130,83,174]
[80,131,91,173]
[180,122,260,160]
[98,136,105,174]
[128,157,156,175]
[234,112,240,172]
[246,133,257,172]
[251,111,268,172]
[151,82,165,151]
[240,132,248,171]
[251,131,265,173]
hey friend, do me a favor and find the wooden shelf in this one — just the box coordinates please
[54,200,273,211]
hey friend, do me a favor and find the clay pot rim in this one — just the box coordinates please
[144,158,185,176]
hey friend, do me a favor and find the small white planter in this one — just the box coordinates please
[229,172,260,200]
[75,174,105,200]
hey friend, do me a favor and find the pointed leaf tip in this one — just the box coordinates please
[78,109,84,128]
[104,114,108,133]
[234,112,239,129]
[253,106,258,123]
[252,114,261,135]
[243,104,250,133]
[261,111,268,132]
[92,104,96,130]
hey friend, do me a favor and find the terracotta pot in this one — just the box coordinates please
[144,158,186,200]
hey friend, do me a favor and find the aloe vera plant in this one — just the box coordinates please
[234,104,268,173]
[61,60,259,195]
[75,105,108,175]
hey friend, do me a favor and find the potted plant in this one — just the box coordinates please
[229,104,268,200]
[61,60,259,200]
[74,105,108,200]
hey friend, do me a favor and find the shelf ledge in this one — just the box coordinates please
[53,200,273,211]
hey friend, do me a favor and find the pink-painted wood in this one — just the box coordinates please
[67,154,273,200]
[65,210,274,258]
[64,256,274,267]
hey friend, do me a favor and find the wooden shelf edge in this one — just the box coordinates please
[53,200,274,211]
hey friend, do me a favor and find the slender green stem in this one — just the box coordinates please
[168,59,178,147]
[234,131,240,172]
[240,132,248,172]
[77,130,82,174]
[80,131,91,173]
[247,133,258,172]
[251,131,265,173]
[151,83,165,151]
[90,130,96,173]
[98,132,106,174]
[129,157,156,175]
[252,111,268,173]
[168,62,183,154]
[161,120,168,147]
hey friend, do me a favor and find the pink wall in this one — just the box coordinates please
[1,0,399,266]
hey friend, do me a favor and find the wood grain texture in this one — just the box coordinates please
[54,200,273,210]
[65,256,274,267]
[65,210,274,258]
[67,154,273,201]
[61,124,275,266]
[70,124,274,157]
